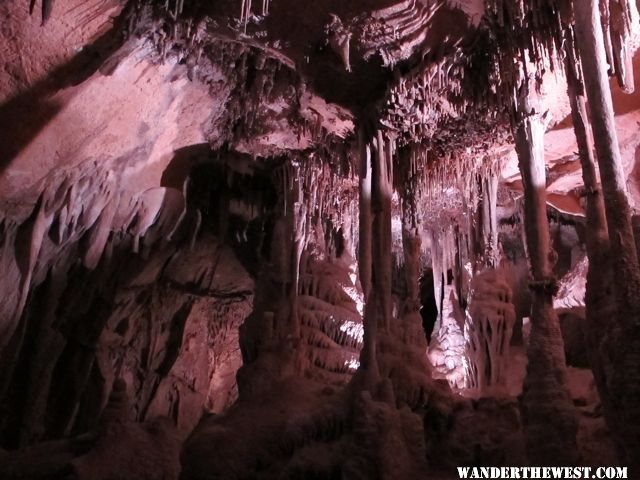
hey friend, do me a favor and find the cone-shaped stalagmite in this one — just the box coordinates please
[514,70,579,465]
[574,0,640,465]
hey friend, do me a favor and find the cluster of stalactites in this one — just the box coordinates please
[393,143,502,238]
[599,0,638,92]
[380,0,637,154]
[132,4,331,152]
[485,0,567,72]
[357,0,442,67]
[380,39,469,143]
[485,0,638,109]
[270,152,358,258]
[239,0,271,33]
[391,141,504,324]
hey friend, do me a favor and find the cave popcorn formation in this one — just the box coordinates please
[1,0,640,477]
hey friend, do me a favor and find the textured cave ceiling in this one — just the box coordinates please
[3,0,640,214]
[2,0,640,477]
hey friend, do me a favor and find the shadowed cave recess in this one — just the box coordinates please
[2,0,640,478]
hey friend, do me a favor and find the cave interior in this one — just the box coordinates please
[2,0,640,478]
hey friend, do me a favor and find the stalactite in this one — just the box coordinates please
[609,0,637,93]
[575,1,640,465]
[398,143,424,330]
[239,0,252,33]
[514,70,579,465]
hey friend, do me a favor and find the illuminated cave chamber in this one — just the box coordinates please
[1,0,640,477]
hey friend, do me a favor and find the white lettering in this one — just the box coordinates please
[456,467,471,479]
[615,467,628,479]
[454,465,625,479]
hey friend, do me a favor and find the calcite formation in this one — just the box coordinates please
[463,269,516,393]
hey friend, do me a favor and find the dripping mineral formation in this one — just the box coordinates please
[1,0,640,477]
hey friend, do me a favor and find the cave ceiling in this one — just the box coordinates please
[3,0,640,226]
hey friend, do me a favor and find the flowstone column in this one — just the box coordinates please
[514,72,579,465]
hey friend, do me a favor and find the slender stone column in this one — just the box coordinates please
[564,27,616,440]
[514,74,579,465]
[357,127,379,383]
[575,2,640,464]
[574,0,640,304]
[372,130,394,332]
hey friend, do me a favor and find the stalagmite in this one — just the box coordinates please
[575,0,640,465]
[514,69,579,465]
[430,230,444,330]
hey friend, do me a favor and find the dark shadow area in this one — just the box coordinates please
[0,8,130,175]
[187,159,278,276]
[419,269,438,342]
